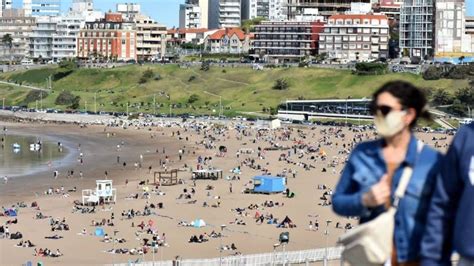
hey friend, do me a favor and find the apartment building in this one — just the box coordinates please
[135,14,168,61]
[319,14,390,61]
[0,0,13,17]
[52,15,84,62]
[203,27,251,53]
[0,9,35,61]
[376,0,402,20]
[286,0,371,20]
[30,16,60,61]
[116,3,141,21]
[25,0,61,17]
[435,0,470,57]
[250,21,325,63]
[180,2,202,28]
[77,13,137,61]
[466,16,474,54]
[179,0,209,29]
[210,0,241,28]
[167,28,216,46]
[399,0,434,58]
[71,0,93,13]
[241,0,285,21]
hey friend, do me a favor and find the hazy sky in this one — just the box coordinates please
[13,0,182,27]
[12,0,474,27]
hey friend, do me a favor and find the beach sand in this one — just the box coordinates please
[0,121,452,265]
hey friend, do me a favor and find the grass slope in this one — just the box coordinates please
[0,64,469,115]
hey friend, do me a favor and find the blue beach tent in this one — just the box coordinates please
[5,208,17,217]
[252,176,286,193]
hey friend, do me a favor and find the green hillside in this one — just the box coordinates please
[0,64,469,116]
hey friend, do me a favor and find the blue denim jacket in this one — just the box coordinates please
[332,135,442,263]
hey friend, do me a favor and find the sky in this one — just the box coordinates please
[11,0,474,27]
[13,0,182,27]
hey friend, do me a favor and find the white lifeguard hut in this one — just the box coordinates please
[82,180,117,205]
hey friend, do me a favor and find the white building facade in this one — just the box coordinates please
[211,0,241,28]
[180,3,202,28]
[0,0,13,17]
[30,16,60,61]
[116,3,141,21]
[241,0,285,21]
[435,0,471,57]
[52,15,85,62]
[135,14,168,61]
[319,14,390,62]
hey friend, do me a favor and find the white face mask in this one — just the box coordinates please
[374,110,407,138]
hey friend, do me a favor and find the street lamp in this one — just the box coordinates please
[219,224,226,266]
[203,91,222,118]
[112,230,119,266]
[272,243,280,266]
[324,220,332,266]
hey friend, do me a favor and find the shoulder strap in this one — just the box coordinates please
[393,140,424,208]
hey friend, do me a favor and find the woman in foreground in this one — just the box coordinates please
[332,81,442,266]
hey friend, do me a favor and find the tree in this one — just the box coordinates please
[272,78,289,90]
[431,89,453,106]
[200,61,210,71]
[241,17,264,33]
[454,87,474,106]
[2,34,13,65]
[188,94,199,104]
[139,68,154,84]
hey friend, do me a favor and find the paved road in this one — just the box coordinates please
[0,80,49,92]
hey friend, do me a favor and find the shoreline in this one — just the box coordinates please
[1,130,75,178]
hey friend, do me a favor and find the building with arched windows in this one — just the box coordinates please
[77,12,137,61]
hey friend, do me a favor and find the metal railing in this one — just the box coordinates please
[108,246,343,266]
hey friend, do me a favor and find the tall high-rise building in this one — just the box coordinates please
[179,0,209,28]
[0,9,35,61]
[52,15,85,62]
[435,0,470,57]
[399,0,434,58]
[241,0,285,21]
[71,0,93,13]
[116,3,141,21]
[285,0,371,20]
[210,0,241,28]
[135,14,168,61]
[26,0,61,17]
[0,0,13,17]
[180,2,202,28]
[30,16,60,61]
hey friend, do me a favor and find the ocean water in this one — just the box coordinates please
[0,134,68,177]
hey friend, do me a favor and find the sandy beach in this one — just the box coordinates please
[0,119,453,265]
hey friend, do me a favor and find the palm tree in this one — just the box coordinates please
[2,34,13,66]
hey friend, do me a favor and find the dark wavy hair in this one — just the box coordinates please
[370,81,431,128]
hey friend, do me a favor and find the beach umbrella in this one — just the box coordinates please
[95,227,105,237]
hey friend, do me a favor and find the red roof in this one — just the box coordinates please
[167,28,210,34]
[329,14,388,21]
[208,28,246,40]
